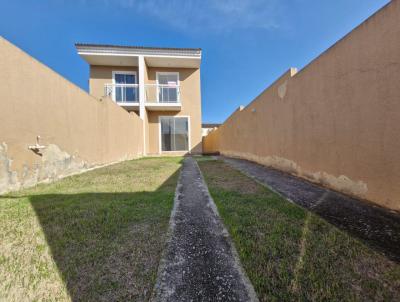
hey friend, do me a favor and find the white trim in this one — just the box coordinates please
[138,56,145,120]
[144,103,182,111]
[138,55,146,155]
[78,52,201,60]
[76,45,201,58]
[111,70,137,102]
[156,72,180,103]
[158,116,191,154]
[116,102,139,107]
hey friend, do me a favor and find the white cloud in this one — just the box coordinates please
[100,0,282,34]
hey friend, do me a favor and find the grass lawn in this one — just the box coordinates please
[198,158,400,301]
[0,157,182,302]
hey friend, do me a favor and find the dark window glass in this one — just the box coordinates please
[161,117,188,151]
[158,74,178,103]
[115,73,136,102]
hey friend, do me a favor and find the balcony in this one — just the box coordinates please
[144,84,181,111]
[104,83,139,110]
[104,83,181,111]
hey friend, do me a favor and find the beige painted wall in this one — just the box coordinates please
[203,1,400,210]
[202,127,220,154]
[145,67,202,155]
[0,37,143,193]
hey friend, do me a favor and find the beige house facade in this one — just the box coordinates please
[76,43,203,155]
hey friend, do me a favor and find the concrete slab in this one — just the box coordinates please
[152,157,258,302]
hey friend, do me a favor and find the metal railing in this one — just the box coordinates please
[104,84,139,103]
[104,83,180,104]
[145,84,180,103]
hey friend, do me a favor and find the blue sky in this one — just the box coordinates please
[1,0,389,123]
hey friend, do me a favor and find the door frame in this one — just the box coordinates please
[158,115,191,154]
[112,70,137,102]
[156,72,180,103]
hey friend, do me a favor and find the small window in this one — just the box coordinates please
[160,117,189,151]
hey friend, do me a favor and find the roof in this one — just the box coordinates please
[75,42,202,68]
[202,123,221,128]
[75,43,201,52]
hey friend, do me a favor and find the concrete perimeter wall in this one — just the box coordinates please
[0,37,143,193]
[203,1,400,210]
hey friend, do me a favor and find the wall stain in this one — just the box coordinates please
[0,143,19,192]
[277,80,288,99]
[222,150,368,198]
[0,143,89,194]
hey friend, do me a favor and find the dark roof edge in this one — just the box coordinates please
[202,123,221,127]
[75,43,201,52]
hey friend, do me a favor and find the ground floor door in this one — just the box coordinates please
[160,116,190,152]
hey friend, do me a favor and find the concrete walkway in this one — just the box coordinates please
[221,156,400,263]
[152,157,258,302]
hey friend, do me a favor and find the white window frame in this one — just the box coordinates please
[112,70,138,102]
[158,115,191,153]
[156,72,180,103]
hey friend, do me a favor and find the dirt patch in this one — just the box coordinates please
[351,252,400,299]
[199,160,263,195]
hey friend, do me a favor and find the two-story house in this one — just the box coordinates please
[75,43,202,155]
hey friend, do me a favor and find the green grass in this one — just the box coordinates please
[198,158,400,301]
[0,157,182,302]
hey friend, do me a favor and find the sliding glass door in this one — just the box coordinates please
[160,117,189,151]
[113,72,137,102]
[157,73,179,103]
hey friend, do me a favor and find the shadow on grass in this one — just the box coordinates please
[198,159,400,301]
[2,168,180,302]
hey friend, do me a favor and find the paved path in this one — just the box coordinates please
[221,156,400,263]
[152,157,258,302]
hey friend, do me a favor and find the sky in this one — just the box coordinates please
[0,0,390,123]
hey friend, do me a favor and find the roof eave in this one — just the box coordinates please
[75,43,202,59]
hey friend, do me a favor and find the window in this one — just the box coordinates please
[113,71,137,102]
[157,72,179,103]
[160,117,189,151]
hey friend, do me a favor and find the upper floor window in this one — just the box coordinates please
[157,72,179,103]
[113,71,137,103]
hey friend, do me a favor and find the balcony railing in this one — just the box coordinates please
[104,83,181,104]
[145,84,180,104]
[104,84,139,103]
